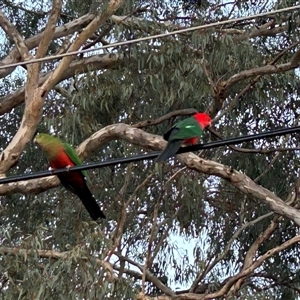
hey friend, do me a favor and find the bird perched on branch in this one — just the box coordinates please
[34,133,105,220]
[155,112,211,162]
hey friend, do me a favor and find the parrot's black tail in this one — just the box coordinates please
[155,139,183,162]
[59,173,106,220]
[76,188,106,220]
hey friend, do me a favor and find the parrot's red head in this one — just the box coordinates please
[193,113,211,129]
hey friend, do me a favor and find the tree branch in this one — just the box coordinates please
[0,246,115,278]
[104,164,134,261]
[0,13,95,78]
[114,254,175,297]
[252,272,300,294]
[26,0,62,116]
[142,201,159,294]
[223,61,300,96]
[0,52,123,115]
[0,1,64,175]
[1,124,300,227]
[189,211,274,293]
[202,234,300,299]
[1,245,175,298]
[232,22,298,43]
[0,11,42,173]
[36,0,62,59]
[229,215,281,296]
[0,9,31,60]
[212,41,300,121]
[41,0,124,94]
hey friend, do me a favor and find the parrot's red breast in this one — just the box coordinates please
[183,137,199,145]
[50,151,85,189]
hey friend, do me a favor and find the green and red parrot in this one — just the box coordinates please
[34,133,105,220]
[155,112,211,162]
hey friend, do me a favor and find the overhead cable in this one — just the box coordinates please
[0,5,299,70]
[0,125,300,185]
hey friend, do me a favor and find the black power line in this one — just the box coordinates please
[1,125,300,185]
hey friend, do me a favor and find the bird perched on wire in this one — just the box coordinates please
[34,133,105,220]
[155,112,211,162]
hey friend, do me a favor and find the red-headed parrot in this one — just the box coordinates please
[34,133,105,220]
[155,112,211,162]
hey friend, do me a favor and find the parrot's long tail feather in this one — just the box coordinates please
[77,190,106,220]
[59,174,106,220]
[155,139,183,162]
[68,186,106,221]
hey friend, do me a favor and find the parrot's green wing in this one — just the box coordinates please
[166,117,203,141]
[63,143,88,177]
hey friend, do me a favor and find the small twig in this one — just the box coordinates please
[189,211,274,293]
[105,170,154,262]
[81,23,114,51]
[214,41,300,122]
[201,44,216,93]
[0,246,114,277]
[82,5,149,51]
[164,166,187,187]
[114,254,175,296]
[252,272,300,293]
[132,109,197,128]
[118,163,134,200]
[230,182,300,295]
[229,215,281,296]
[208,127,300,155]
[142,201,159,294]
[54,84,72,98]
[254,114,300,183]
[201,234,300,299]
[0,10,31,60]
[143,208,180,267]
